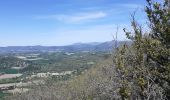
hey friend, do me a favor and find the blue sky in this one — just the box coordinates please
[0,0,146,46]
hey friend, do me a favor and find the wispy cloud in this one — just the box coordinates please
[119,4,143,9]
[67,12,107,22]
[33,3,143,24]
[34,11,107,23]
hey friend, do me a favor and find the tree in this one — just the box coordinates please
[114,0,170,99]
[145,0,170,98]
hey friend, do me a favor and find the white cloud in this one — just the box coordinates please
[67,12,107,22]
[119,4,143,9]
[34,11,107,23]
[33,3,144,23]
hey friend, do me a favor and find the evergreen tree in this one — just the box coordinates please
[115,0,170,99]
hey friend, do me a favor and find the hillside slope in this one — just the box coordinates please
[7,57,121,100]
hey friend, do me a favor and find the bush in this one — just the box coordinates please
[114,0,170,99]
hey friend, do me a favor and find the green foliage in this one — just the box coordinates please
[145,0,170,98]
[0,69,18,74]
[0,56,26,69]
[0,76,22,84]
[0,52,108,75]
[146,0,170,47]
[0,92,10,100]
[115,0,170,99]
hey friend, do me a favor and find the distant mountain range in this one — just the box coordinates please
[0,41,132,53]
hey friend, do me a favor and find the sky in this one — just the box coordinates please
[0,0,147,46]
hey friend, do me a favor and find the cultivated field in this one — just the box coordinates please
[0,74,22,80]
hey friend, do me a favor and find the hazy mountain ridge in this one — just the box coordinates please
[0,41,131,53]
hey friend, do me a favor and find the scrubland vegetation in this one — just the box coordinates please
[0,52,110,99]
[1,0,170,99]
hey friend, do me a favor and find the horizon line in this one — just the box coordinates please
[0,40,131,47]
